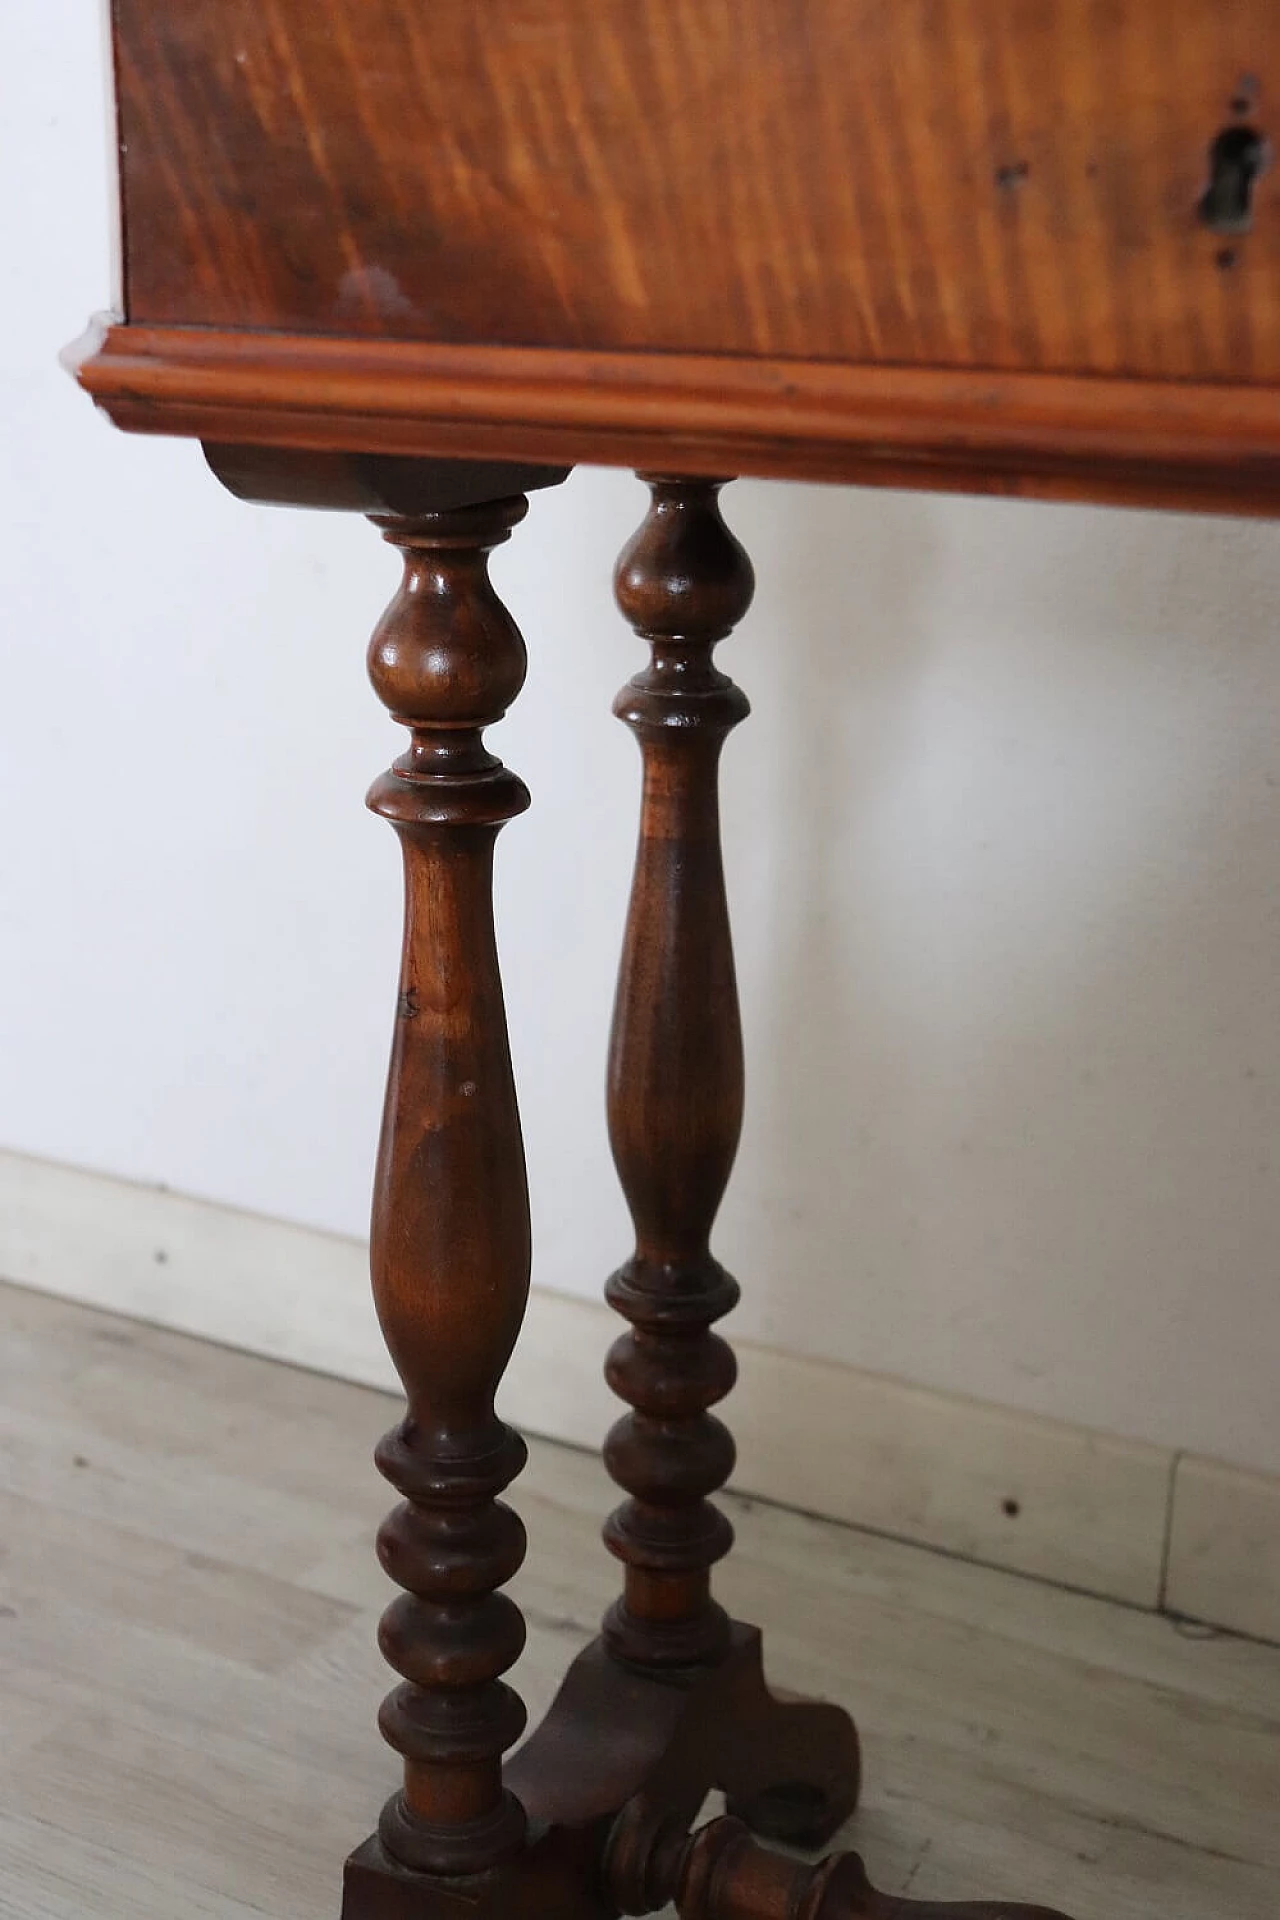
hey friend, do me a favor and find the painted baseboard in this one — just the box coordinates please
[0,1147,1275,1640]
[1164,1455,1280,1645]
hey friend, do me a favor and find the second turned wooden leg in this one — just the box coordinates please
[598,474,861,1845]
[602,474,753,1672]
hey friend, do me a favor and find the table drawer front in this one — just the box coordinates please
[116,0,1277,382]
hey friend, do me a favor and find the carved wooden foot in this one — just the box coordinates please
[718,1683,861,1850]
[347,1623,1066,1920]
[508,1624,855,1842]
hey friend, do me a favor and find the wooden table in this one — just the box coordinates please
[70,7,1280,1917]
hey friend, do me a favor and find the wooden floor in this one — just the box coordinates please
[1,1282,1277,1920]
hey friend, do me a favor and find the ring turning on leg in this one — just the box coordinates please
[356,495,535,1884]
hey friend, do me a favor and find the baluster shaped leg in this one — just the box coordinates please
[348,495,533,1895]
[602,476,753,1671]
[593,476,862,1849]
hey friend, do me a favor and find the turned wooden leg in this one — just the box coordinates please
[597,475,860,1843]
[602,474,752,1672]
[351,495,534,1886]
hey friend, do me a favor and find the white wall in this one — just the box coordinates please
[4,2,1280,1476]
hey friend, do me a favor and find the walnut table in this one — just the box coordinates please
[70,6,1280,1918]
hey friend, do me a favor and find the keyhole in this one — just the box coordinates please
[1200,125,1270,235]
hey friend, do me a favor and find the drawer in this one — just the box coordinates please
[113,0,1278,383]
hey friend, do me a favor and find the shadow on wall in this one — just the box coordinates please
[717,479,1280,1472]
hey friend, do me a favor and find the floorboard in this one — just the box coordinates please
[1,1281,1276,1920]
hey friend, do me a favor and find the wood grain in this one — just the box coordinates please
[360,497,536,1877]
[71,322,1280,515]
[111,0,1280,383]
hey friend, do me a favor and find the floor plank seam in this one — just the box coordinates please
[1155,1448,1182,1614]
